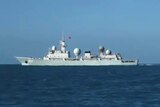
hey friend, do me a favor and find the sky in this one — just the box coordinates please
[0,0,160,64]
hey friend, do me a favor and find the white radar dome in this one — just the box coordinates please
[99,46,105,52]
[73,48,81,56]
[52,46,56,50]
[106,50,111,55]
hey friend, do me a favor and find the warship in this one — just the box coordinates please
[16,38,138,66]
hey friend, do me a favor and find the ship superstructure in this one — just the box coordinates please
[16,38,138,66]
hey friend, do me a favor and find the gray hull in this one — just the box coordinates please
[16,57,138,66]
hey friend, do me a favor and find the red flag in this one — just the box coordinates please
[68,36,71,39]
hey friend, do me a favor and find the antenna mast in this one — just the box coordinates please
[61,32,65,41]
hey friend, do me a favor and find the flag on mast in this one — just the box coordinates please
[66,34,71,39]
[68,36,71,39]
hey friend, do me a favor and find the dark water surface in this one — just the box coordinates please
[0,65,160,107]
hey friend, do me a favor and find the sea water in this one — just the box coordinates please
[0,65,160,107]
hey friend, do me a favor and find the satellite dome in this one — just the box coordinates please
[106,50,111,55]
[99,46,105,52]
[73,48,81,56]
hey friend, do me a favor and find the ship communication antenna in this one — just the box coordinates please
[61,32,65,41]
